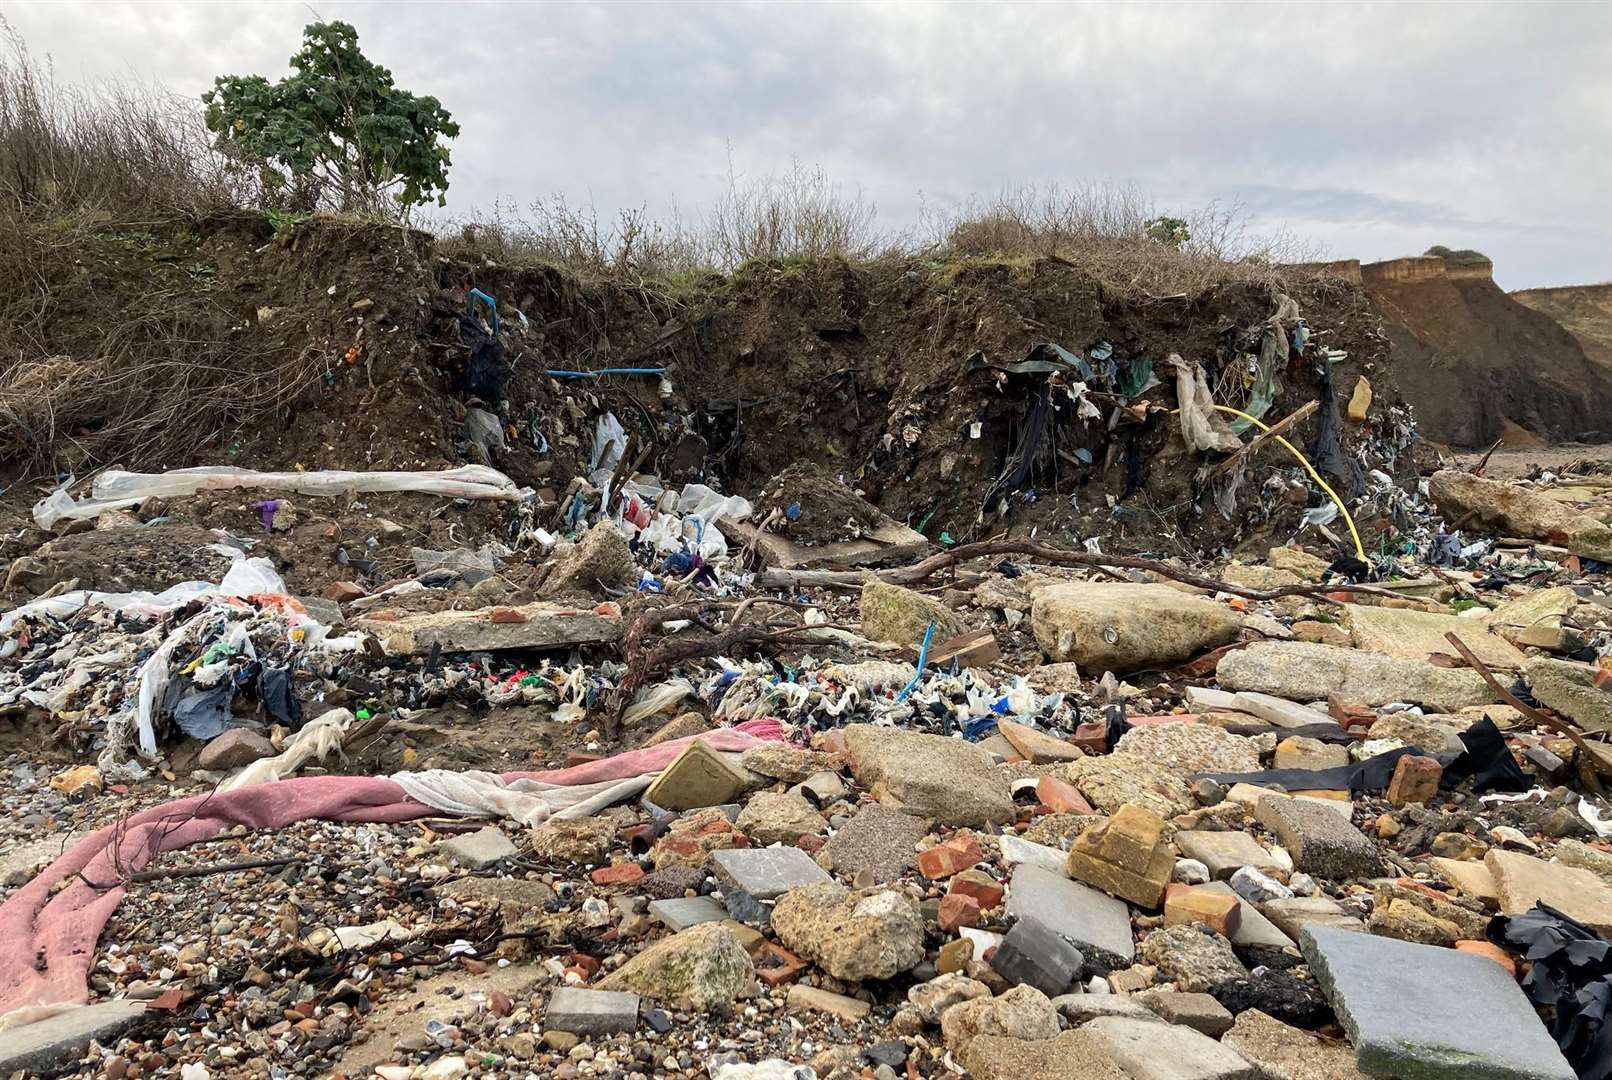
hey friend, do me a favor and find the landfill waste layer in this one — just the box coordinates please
[5,260,1612,1080]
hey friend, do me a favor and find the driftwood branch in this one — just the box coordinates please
[759,540,1405,603]
[1445,631,1609,785]
[1207,400,1318,480]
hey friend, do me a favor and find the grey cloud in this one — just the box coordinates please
[5,0,1610,288]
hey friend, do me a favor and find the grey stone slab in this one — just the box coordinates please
[0,1000,147,1075]
[544,987,641,1036]
[1135,990,1235,1037]
[991,916,1084,997]
[1174,831,1279,880]
[1258,896,1364,940]
[1006,863,1135,970]
[1051,993,1162,1024]
[710,846,830,900]
[998,834,1069,874]
[1083,1015,1260,1079]
[1198,881,1296,952]
[1184,686,1242,712]
[1231,692,1337,729]
[1254,796,1381,880]
[1301,924,1576,1080]
[438,825,517,869]
[647,895,727,931]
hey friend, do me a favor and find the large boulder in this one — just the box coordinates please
[1031,582,1241,673]
[1429,469,1612,559]
[1217,641,1497,710]
[772,881,925,981]
[538,522,639,598]
[860,580,965,646]
[596,922,753,1010]
[844,724,1014,826]
[1486,587,1579,651]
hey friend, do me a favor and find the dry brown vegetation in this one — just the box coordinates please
[0,29,1327,475]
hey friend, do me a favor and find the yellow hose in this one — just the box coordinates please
[1207,403,1366,562]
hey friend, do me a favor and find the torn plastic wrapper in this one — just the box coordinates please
[34,465,528,530]
[1166,354,1241,454]
[1487,904,1612,1080]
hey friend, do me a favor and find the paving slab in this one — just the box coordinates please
[1082,1015,1260,1079]
[1198,881,1296,952]
[1258,896,1364,939]
[1300,924,1575,1079]
[438,825,518,869]
[1231,692,1337,729]
[647,895,728,931]
[711,846,832,900]
[545,987,640,1035]
[1486,848,1612,934]
[999,834,1070,874]
[1222,1007,1369,1080]
[1006,864,1135,970]
[1174,830,1279,880]
[0,1000,147,1075]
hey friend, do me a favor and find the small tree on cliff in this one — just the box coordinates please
[202,21,458,216]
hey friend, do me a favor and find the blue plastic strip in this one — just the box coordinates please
[893,621,937,703]
[467,288,498,334]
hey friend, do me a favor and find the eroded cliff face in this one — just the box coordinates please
[1359,250,1612,447]
[1512,283,1612,369]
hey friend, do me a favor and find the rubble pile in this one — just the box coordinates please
[5,283,1612,1080]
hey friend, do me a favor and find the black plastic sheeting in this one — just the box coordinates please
[1489,904,1612,1080]
[455,314,511,401]
[1307,359,1365,500]
[1192,717,1530,796]
[982,383,1057,513]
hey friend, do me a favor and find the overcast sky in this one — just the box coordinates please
[8,0,1610,288]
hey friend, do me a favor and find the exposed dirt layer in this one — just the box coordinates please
[1361,253,1612,447]
[1511,283,1612,370]
[1,216,1413,570]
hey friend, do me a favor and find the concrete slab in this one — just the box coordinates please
[0,1000,147,1075]
[1301,924,1574,1079]
[1007,864,1135,970]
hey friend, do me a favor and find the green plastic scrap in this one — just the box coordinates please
[1116,357,1159,400]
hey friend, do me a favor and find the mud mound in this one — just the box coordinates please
[1511,283,1612,370]
[755,462,886,545]
[1361,250,1612,447]
[0,216,1413,565]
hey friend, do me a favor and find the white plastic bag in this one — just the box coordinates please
[34,465,526,529]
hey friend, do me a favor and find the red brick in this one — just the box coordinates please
[938,892,982,931]
[754,942,807,986]
[1164,887,1242,937]
[1036,775,1095,815]
[795,833,826,854]
[590,863,646,886]
[489,606,528,624]
[567,952,602,978]
[323,580,367,603]
[1455,939,1517,977]
[948,870,1005,911]
[1387,755,1442,806]
[1073,722,1109,755]
[917,835,984,879]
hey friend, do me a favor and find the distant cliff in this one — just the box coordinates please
[1511,283,1612,369]
[1351,249,1612,447]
